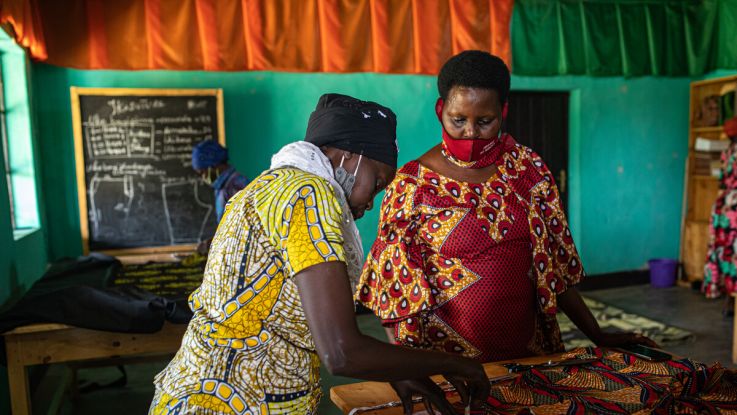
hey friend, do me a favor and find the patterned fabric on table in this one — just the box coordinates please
[454,347,737,414]
[150,168,346,415]
[114,254,207,299]
[704,140,737,298]
[356,135,585,362]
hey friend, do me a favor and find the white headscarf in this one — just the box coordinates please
[270,141,364,291]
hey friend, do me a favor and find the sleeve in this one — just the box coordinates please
[354,175,433,324]
[528,151,584,314]
[276,176,346,277]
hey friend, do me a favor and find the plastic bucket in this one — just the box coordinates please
[648,259,678,288]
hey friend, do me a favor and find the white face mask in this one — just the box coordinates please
[334,154,362,198]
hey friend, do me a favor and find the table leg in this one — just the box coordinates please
[6,336,31,415]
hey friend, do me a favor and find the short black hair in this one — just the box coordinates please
[437,50,510,104]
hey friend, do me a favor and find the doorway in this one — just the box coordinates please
[506,91,570,210]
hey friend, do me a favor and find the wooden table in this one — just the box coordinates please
[330,352,568,415]
[3,322,186,415]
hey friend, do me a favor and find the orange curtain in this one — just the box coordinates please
[0,0,47,59]
[0,0,512,73]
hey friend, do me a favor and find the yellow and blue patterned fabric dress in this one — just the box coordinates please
[150,167,346,415]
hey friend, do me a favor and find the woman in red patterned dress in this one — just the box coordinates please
[703,117,737,314]
[356,51,656,366]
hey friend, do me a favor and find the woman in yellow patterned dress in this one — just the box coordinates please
[149,94,490,415]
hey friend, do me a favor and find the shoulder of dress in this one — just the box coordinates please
[386,162,424,192]
[504,140,541,166]
[499,141,554,198]
[258,168,337,199]
[398,160,421,177]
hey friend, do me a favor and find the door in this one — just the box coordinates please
[505,91,570,210]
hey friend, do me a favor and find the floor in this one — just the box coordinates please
[582,285,732,366]
[48,284,732,415]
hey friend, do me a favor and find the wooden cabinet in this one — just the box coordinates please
[680,75,737,282]
[682,220,710,281]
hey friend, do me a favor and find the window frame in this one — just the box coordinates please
[0,60,17,231]
[0,30,41,238]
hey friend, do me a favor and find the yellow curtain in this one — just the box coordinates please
[0,0,513,73]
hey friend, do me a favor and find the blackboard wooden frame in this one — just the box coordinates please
[70,87,225,256]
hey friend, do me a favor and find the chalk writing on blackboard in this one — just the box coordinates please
[72,88,225,253]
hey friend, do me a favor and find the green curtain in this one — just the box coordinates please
[512,0,737,76]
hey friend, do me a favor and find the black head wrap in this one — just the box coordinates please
[305,93,398,168]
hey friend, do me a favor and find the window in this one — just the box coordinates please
[0,30,40,237]
[0,63,12,228]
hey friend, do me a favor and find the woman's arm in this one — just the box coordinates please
[557,286,658,348]
[295,261,489,406]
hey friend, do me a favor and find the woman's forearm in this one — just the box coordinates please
[327,332,475,381]
[295,261,482,382]
[557,287,603,343]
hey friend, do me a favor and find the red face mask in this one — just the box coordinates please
[435,98,507,168]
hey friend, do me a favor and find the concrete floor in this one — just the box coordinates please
[582,284,733,366]
[52,284,732,415]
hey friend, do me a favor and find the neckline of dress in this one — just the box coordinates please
[415,158,507,187]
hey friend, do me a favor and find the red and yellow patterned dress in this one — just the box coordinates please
[356,135,584,362]
[704,140,737,298]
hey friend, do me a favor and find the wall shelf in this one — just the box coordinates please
[681,75,736,282]
[692,126,725,134]
[692,174,719,180]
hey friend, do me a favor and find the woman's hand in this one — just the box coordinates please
[391,366,490,415]
[594,331,659,349]
[390,378,457,415]
[442,360,490,409]
[390,358,491,415]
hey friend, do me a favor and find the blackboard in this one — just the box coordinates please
[71,88,225,254]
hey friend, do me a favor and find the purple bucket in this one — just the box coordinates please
[648,259,678,288]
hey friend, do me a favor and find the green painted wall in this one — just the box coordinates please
[32,64,693,275]
[513,75,692,273]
